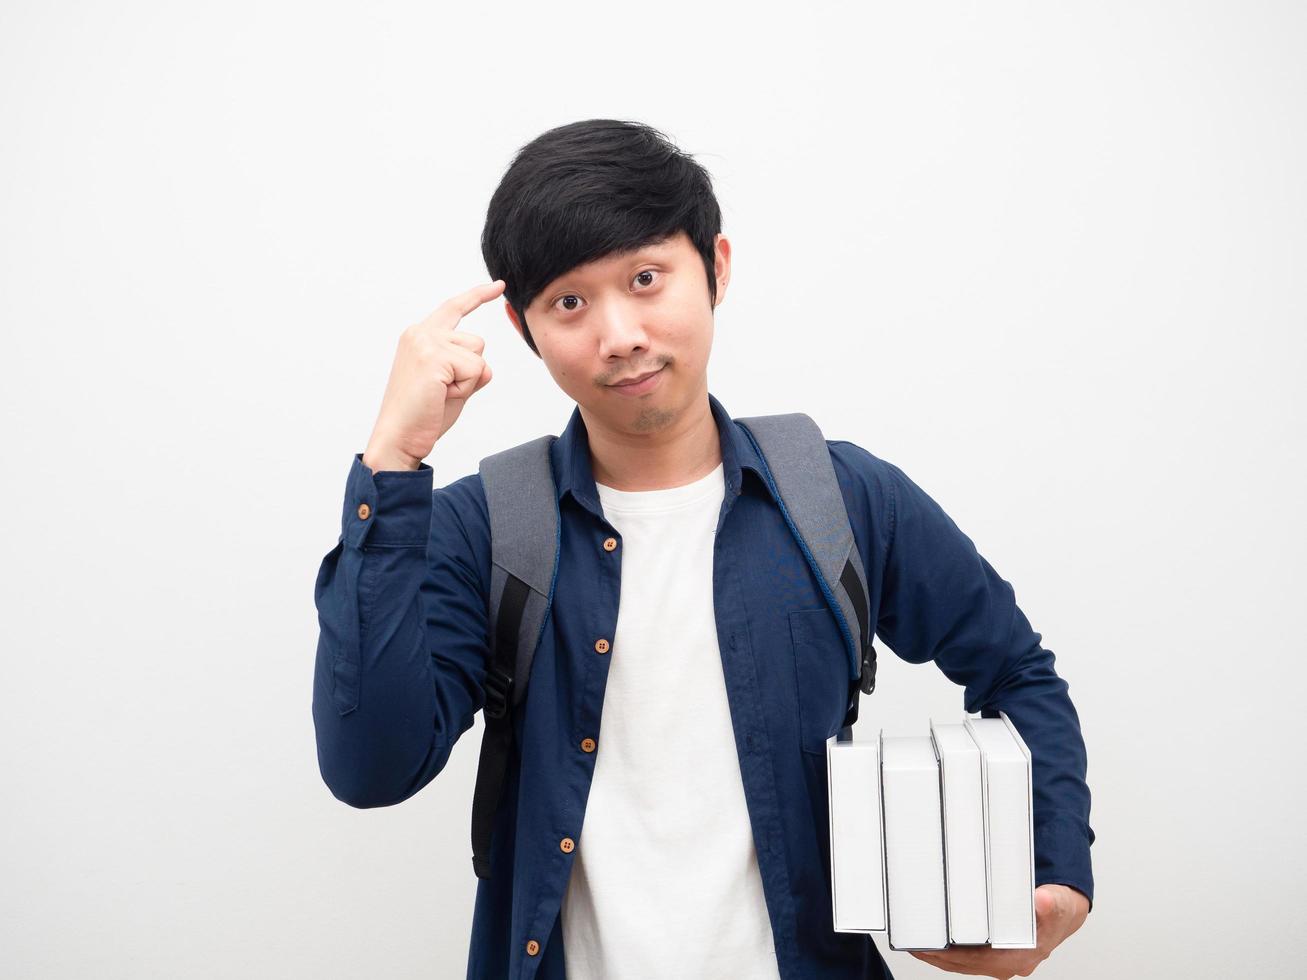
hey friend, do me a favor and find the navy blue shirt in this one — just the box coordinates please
[312,392,1094,979]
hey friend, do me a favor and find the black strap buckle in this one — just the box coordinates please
[859,642,877,695]
[484,665,514,720]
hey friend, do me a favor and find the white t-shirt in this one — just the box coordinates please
[559,461,783,980]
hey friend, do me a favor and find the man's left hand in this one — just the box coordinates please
[909,883,1089,978]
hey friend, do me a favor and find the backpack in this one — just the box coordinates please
[469,411,878,879]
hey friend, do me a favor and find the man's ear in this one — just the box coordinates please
[712,233,731,308]
[503,300,543,359]
[503,300,524,341]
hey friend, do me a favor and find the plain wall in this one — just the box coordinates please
[2,1,1303,977]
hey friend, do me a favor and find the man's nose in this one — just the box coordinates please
[596,301,651,359]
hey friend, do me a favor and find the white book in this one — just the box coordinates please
[826,730,887,933]
[929,720,990,944]
[879,734,948,950]
[964,712,1036,949]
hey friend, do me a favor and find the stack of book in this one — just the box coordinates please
[825,711,1036,951]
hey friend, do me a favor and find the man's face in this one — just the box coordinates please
[506,230,731,436]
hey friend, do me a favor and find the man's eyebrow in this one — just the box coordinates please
[623,236,674,258]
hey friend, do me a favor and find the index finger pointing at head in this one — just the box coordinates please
[441,279,508,325]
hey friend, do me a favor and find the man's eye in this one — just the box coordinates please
[552,270,659,313]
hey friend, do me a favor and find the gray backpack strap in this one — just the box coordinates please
[735,414,877,720]
[478,435,560,709]
[470,434,560,880]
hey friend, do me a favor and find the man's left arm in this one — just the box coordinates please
[831,442,1093,972]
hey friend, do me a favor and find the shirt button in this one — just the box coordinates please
[356,503,371,520]
[602,536,618,552]
[594,638,610,654]
[581,737,596,753]
[560,837,575,853]
[526,939,540,956]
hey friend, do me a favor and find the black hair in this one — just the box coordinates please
[481,118,723,357]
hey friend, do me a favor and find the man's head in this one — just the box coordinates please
[481,119,730,435]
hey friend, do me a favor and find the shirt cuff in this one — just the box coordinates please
[342,452,434,549]
[1034,811,1096,911]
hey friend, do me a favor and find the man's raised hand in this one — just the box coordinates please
[362,279,506,472]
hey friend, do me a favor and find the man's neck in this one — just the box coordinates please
[583,391,722,492]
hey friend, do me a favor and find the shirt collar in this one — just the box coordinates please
[550,391,769,514]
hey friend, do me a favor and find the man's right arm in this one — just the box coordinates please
[311,452,490,808]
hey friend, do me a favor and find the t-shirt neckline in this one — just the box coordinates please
[594,461,725,514]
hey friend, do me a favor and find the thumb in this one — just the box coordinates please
[446,373,482,403]
[1034,886,1060,923]
[472,360,493,394]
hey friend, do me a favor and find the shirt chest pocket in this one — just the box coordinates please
[787,607,852,756]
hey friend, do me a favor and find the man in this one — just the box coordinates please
[313,118,1094,979]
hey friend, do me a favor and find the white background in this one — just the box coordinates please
[2,2,1304,978]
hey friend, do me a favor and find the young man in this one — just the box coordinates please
[313,119,1094,980]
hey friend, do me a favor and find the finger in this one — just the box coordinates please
[439,280,507,324]
[471,359,493,394]
[446,331,486,354]
[911,948,983,965]
[444,347,486,399]
[912,948,1026,971]
[908,951,1004,977]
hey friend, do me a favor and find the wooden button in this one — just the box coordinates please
[581,738,596,753]
[602,536,618,551]
[356,503,371,520]
[525,939,540,956]
[560,837,575,853]
[594,638,610,654]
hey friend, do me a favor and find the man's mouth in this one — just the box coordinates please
[610,367,662,387]
[607,365,666,395]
